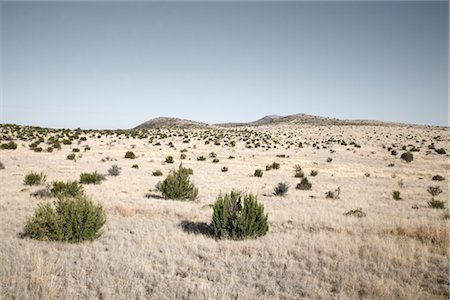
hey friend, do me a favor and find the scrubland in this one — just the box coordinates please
[0,123,449,299]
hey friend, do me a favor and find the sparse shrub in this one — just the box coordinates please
[274,182,289,196]
[132,164,139,169]
[310,170,318,176]
[24,172,46,186]
[427,186,442,197]
[23,193,106,242]
[211,191,268,240]
[435,148,446,155]
[432,175,445,181]
[254,169,263,177]
[51,181,84,198]
[392,190,401,200]
[79,171,105,185]
[159,164,198,201]
[221,166,228,172]
[400,151,413,162]
[124,151,136,159]
[153,170,163,176]
[209,152,217,158]
[47,147,53,153]
[33,147,43,152]
[108,165,121,176]
[180,153,187,160]
[296,177,312,190]
[343,208,366,218]
[265,165,273,171]
[271,162,280,170]
[67,153,76,160]
[212,158,219,163]
[0,141,17,150]
[293,165,304,178]
[72,148,80,152]
[428,199,445,209]
[228,155,235,159]
[325,187,340,199]
[197,156,206,161]
[326,157,333,163]
[165,156,174,164]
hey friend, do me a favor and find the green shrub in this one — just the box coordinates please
[211,191,268,240]
[24,172,46,186]
[165,156,174,163]
[432,175,445,181]
[392,190,401,200]
[228,155,235,159]
[67,153,76,160]
[180,153,187,160]
[296,177,312,190]
[51,181,84,198]
[400,151,413,162]
[209,152,217,158]
[325,187,340,199]
[221,166,228,172]
[428,199,445,209]
[197,156,206,161]
[310,170,318,176]
[159,164,198,201]
[0,141,17,150]
[132,164,139,169]
[108,165,121,176]
[153,170,163,176]
[23,193,106,242]
[435,148,446,155]
[274,182,289,196]
[427,186,442,197]
[124,151,136,159]
[79,171,106,184]
[47,147,53,153]
[33,147,43,152]
[72,148,80,152]
[326,157,333,163]
[271,162,280,170]
[212,158,219,163]
[254,169,263,177]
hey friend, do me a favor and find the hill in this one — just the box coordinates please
[134,117,210,129]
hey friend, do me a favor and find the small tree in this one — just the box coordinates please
[159,164,198,201]
[211,191,268,240]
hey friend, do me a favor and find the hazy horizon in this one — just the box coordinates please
[1,1,448,129]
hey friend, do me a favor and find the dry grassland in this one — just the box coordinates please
[0,124,449,299]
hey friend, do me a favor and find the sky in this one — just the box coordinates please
[0,1,448,129]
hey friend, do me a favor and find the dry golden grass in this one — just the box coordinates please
[0,123,449,299]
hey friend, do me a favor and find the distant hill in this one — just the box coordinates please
[134,117,210,129]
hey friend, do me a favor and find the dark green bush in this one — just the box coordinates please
[221,166,228,172]
[180,153,187,160]
[211,191,268,240]
[296,177,312,190]
[153,170,163,176]
[400,151,413,162]
[274,182,289,196]
[310,170,318,176]
[24,172,46,186]
[124,151,136,159]
[435,148,446,154]
[432,175,445,181]
[79,171,106,184]
[23,193,106,242]
[197,156,206,161]
[159,164,198,201]
[33,147,43,152]
[209,152,217,158]
[271,162,280,170]
[0,141,17,150]
[132,164,139,169]
[254,169,263,177]
[72,148,80,153]
[51,180,84,198]
[427,186,442,197]
[325,187,340,199]
[212,158,219,163]
[326,157,333,163]
[392,190,401,200]
[67,153,76,160]
[165,156,174,163]
[428,199,445,209]
[47,147,53,153]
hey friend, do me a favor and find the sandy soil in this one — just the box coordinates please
[0,124,449,299]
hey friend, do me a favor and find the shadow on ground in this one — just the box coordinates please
[179,220,213,236]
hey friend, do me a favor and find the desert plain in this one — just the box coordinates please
[0,121,449,299]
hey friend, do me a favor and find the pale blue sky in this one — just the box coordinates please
[1,1,448,129]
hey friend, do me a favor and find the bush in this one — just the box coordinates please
[325,187,340,199]
[67,153,76,160]
[293,165,304,178]
[34,147,43,152]
[23,193,106,242]
[159,164,198,201]
[153,170,163,176]
[427,186,442,197]
[209,152,217,158]
[432,175,445,181]
[108,165,121,176]
[79,171,106,184]
[326,157,333,163]
[221,166,228,173]
[212,158,219,163]
[392,190,401,200]
[310,170,318,176]
[197,156,206,161]
[296,177,312,190]
[165,156,174,163]
[435,148,446,155]
[180,153,187,160]
[400,151,413,162]
[51,181,84,198]
[24,172,46,186]
[132,164,139,169]
[211,191,268,240]
[47,147,54,153]
[274,182,289,196]
[271,162,280,170]
[72,148,80,152]
[0,141,17,150]
[0,161,4,170]
[254,169,263,177]
[428,199,445,209]
[124,151,136,159]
